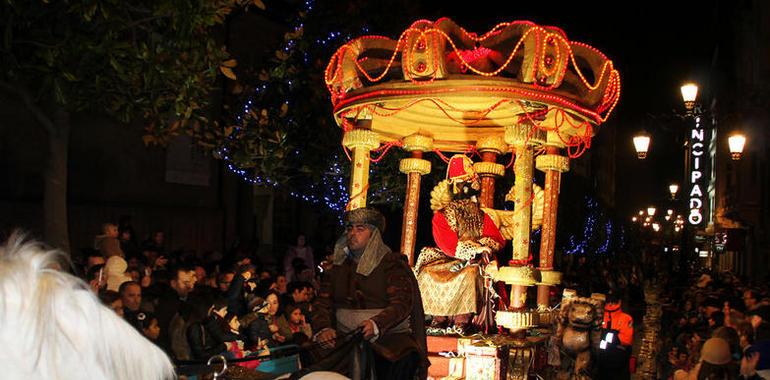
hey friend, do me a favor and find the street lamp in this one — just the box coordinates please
[633,131,651,159]
[647,206,657,216]
[669,184,679,199]
[728,133,746,160]
[680,83,699,113]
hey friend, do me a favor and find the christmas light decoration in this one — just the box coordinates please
[217,1,397,214]
[564,196,622,256]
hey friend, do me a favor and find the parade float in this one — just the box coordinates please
[324,18,620,379]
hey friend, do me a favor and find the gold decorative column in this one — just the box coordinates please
[342,128,380,210]
[505,124,537,266]
[474,136,507,208]
[399,134,433,266]
[535,144,568,309]
[503,122,542,312]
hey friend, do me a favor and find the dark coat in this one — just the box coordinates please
[312,250,427,366]
[245,314,272,347]
[226,273,248,317]
[187,316,238,360]
[154,287,193,354]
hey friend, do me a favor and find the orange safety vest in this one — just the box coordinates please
[602,304,634,347]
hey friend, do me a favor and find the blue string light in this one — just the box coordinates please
[564,196,623,256]
[566,196,598,255]
[221,0,317,193]
[598,217,613,255]
[219,1,379,216]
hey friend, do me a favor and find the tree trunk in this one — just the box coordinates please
[44,106,71,252]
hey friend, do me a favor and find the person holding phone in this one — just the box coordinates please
[86,264,107,294]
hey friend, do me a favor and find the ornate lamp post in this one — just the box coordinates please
[680,83,699,114]
[728,133,746,160]
[633,132,651,159]
[669,184,679,199]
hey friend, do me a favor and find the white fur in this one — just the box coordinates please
[0,233,174,380]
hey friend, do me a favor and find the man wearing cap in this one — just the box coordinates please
[311,208,427,379]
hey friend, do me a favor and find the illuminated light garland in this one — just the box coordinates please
[431,148,451,163]
[337,94,595,158]
[564,196,621,256]
[333,86,608,124]
[218,8,414,216]
[402,28,443,86]
[566,196,599,255]
[366,97,514,126]
[598,218,613,255]
[514,102,594,158]
[219,0,374,213]
[369,140,403,163]
[324,19,620,123]
[505,152,516,169]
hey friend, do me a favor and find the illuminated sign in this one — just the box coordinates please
[689,116,706,226]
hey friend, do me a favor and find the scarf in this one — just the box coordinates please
[332,227,390,277]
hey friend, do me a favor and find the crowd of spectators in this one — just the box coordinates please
[79,221,324,369]
[656,270,770,379]
[79,220,770,379]
[562,255,647,321]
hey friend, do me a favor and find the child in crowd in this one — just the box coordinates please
[136,312,161,342]
[277,303,312,345]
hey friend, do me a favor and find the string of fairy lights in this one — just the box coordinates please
[219,0,361,212]
[565,196,625,256]
[216,0,402,216]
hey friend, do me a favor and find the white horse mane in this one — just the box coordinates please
[0,233,174,380]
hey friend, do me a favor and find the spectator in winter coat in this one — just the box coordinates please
[186,300,239,361]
